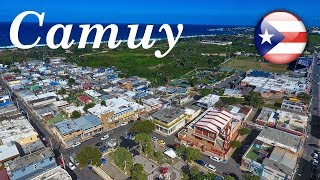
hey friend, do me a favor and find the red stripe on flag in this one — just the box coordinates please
[263,54,301,64]
[281,32,307,43]
[264,11,301,21]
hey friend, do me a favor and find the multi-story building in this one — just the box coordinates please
[241,128,303,180]
[5,147,58,180]
[152,107,187,136]
[281,99,306,113]
[255,108,277,128]
[52,120,82,148]
[73,114,103,140]
[178,107,243,159]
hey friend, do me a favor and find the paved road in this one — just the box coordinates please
[296,53,320,180]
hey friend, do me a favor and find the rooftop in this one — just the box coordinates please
[152,107,185,124]
[53,119,80,136]
[33,166,72,180]
[257,128,302,152]
[0,142,20,163]
[73,114,102,131]
[0,116,38,144]
[5,147,55,171]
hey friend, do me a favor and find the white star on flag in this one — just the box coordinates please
[259,29,274,44]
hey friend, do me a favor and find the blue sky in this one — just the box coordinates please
[0,0,320,26]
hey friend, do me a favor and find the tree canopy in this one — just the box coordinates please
[176,145,201,162]
[101,100,106,106]
[110,147,133,173]
[220,97,245,105]
[68,78,76,84]
[129,121,155,134]
[83,103,96,112]
[297,92,311,104]
[244,91,263,108]
[75,146,102,167]
[230,140,243,148]
[130,164,146,180]
[200,88,212,96]
[239,128,251,136]
[71,110,81,119]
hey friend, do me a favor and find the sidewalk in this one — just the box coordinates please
[93,167,114,180]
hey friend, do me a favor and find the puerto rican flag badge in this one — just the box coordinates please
[254,11,307,64]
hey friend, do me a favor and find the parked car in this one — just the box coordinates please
[313,152,319,159]
[100,146,107,153]
[158,140,165,146]
[95,142,103,147]
[72,142,81,148]
[312,159,318,167]
[68,162,76,170]
[121,122,128,126]
[205,164,216,172]
[221,159,228,163]
[101,158,107,164]
[209,156,222,162]
[101,134,109,140]
[152,136,159,141]
[195,160,206,167]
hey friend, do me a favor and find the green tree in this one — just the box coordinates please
[200,88,212,96]
[83,103,95,112]
[176,145,187,156]
[134,133,152,155]
[70,111,81,119]
[220,97,245,105]
[68,78,76,84]
[239,128,251,136]
[230,140,243,148]
[297,92,311,104]
[242,174,260,180]
[110,147,133,173]
[224,175,235,180]
[185,147,201,162]
[129,121,155,134]
[75,146,102,167]
[130,164,146,180]
[101,100,106,106]
[244,91,263,108]
[58,88,66,95]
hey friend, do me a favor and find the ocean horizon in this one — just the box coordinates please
[0,22,252,48]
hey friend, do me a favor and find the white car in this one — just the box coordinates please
[101,134,109,140]
[205,164,216,172]
[68,162,76,170]
[121,122,128,126]
[72,142,81,148]
[313,159,319,167]
[314,153,319,159]
[152,136,159,141]
[209,156,222,162]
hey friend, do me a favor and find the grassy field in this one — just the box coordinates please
[222,56,289,73]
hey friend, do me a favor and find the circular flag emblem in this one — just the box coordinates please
[254,11,307,64]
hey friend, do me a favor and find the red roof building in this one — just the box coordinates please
[78,95,93,104]
[0,169,9,180]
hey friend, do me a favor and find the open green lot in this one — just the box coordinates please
[222,56,288,73]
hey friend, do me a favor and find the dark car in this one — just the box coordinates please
[95,142,103,147]
[195,160,206,167]
[100,146,107,153]
[120,136,125,140]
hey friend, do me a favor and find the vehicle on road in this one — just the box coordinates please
[209,156,222,162]
[195,160,206,167]
[152,136,159,141]
[221,159,228,163]
[68,162,76,170]
[312,159,318,167]
[101,134,109,140]
[121,122,128,126]
[204,164,216,172]
[100,146,107,153]
[127,133,135,140]
[95,142,103,147]
[101,158,107,164]
[72,142,81,148]
[158,140,165,146]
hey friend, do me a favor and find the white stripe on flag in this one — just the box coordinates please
[268,43,306,54]
[268,21,306,32]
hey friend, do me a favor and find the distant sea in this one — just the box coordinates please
[0,22,251,47]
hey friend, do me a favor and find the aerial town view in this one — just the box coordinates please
[0,1,320,180]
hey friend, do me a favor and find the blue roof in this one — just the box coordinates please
[49,81,60,86]
[54,120,80,136]
[248,70,271,78]
[74,114,102,131]
[0,101,12,107]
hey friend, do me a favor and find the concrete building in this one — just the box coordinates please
[178,107,243,159]
[5,147,58,180]
[275,110,308,136]
[142,98,163,112]
[73,114,103,140]
[32,166,72,180]
[52,120,82,148]
[152,107,187,136]
[223,88,243,98]
[196,94,220,109]
[281,99,306,113]
[88,97,142,130]
[0,142,20,164]
[241,128,303,180]
[0,116,39,146]
[256,108,277,127]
